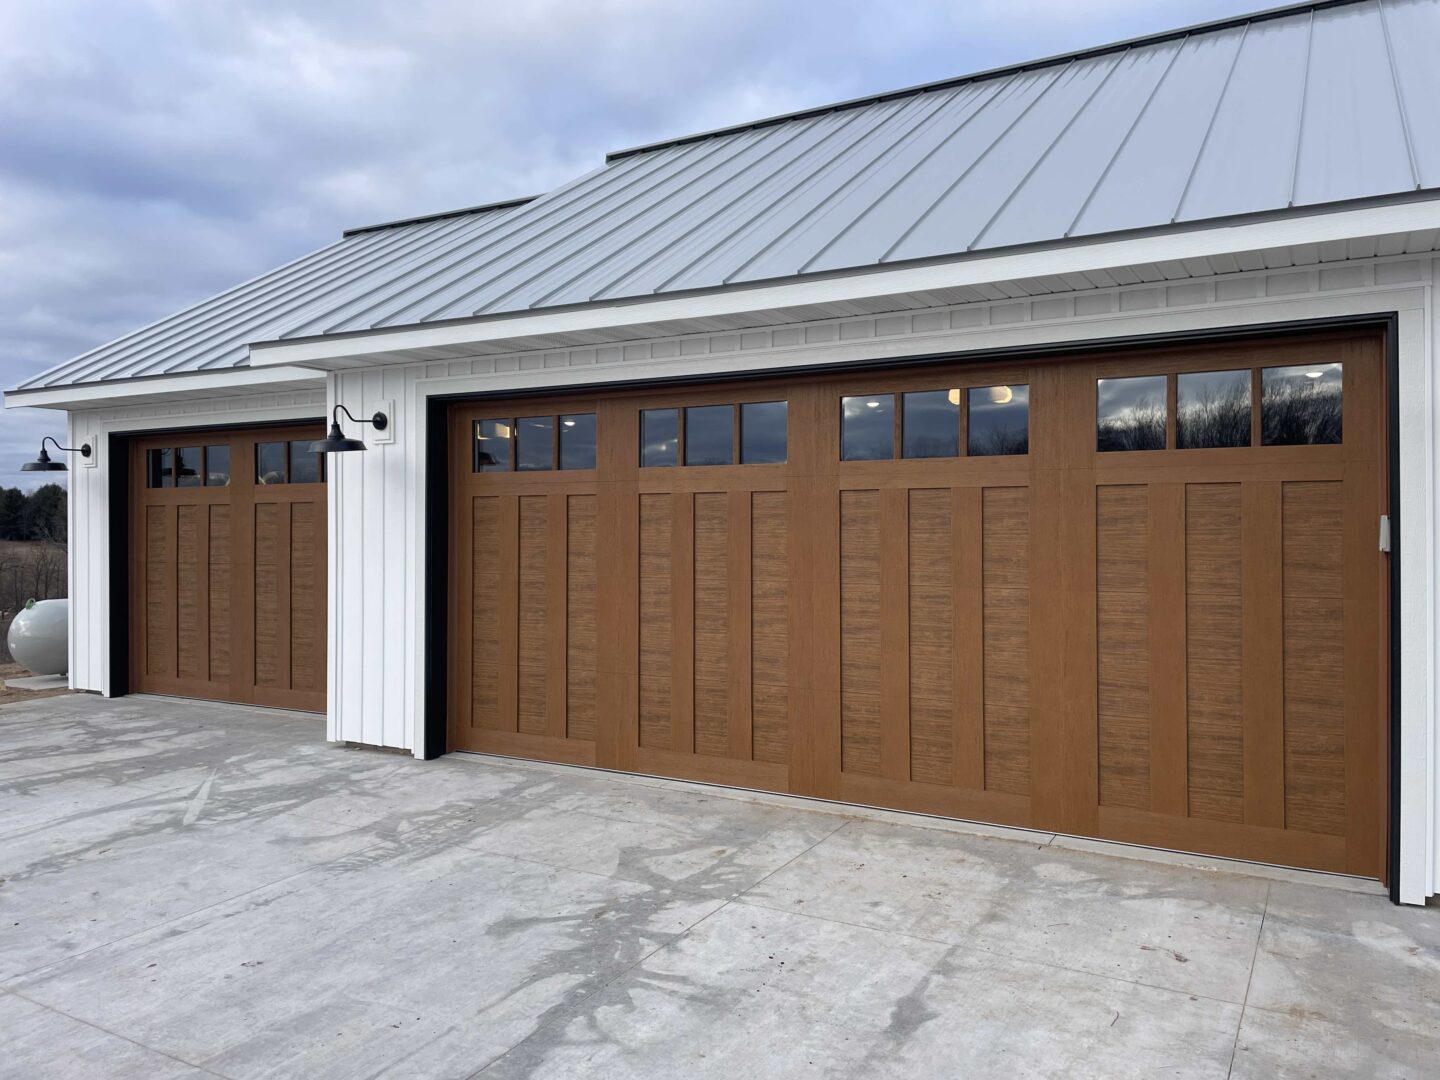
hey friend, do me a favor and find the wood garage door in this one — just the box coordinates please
[448,330,1389,877]
[129,424,327,713]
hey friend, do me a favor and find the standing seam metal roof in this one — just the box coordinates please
[13,0,1440,392]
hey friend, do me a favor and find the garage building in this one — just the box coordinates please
[7,0,1440,903]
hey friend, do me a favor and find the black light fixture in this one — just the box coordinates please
[310,404,389,454]
[22,436,91,472]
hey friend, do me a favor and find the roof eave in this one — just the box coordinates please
[246,193,1440,372]
[3,365,327,411]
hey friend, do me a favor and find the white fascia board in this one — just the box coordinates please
[3,365,326,410]
[248,199,1440,369]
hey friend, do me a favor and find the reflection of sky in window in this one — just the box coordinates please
[641,409,678,467]
[741,401,787,463]
[1097,375,1166,418]
[516,416,554,470]
[902,390,958,458]
[1262,362,1342,445]
[841,395,893,460]
[968,385,1029,456]
[1177,369,1250,448]
[475,419,511,471]
[559,413,596,470]
[1262,362,1341,393]
[1097,375,1166,451]
[685,405,733,465]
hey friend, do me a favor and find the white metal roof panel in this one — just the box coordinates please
[12,0,1440,394]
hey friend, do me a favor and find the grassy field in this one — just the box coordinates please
[0,540,68,666]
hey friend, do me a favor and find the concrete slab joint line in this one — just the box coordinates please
[2,695,1435,1079]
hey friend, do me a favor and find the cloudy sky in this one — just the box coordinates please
[0,0,1257,485]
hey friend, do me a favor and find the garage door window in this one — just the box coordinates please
[641,409,679,467]
[684,405,734,465]
[901,390,959,458]
[560,414,597,469]
[205,445,230,486]
[475,420,512,471]
[1262,362,1342,445]
[472,414,598,472]
[256,440,327,484]
[146,448,174,488]
[1178,370,1251,448]
[740,401,787,463]
[841,395,894,460]
[1097,375,1167,451]
[968,385,1029,456]
[844,385,1029,461]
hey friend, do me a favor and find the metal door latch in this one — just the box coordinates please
[1379,514,1392,553]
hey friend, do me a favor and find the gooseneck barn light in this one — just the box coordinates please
[21,436,92,472]
[310,404,390,454]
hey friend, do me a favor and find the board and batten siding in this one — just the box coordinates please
[325,253,1436,903]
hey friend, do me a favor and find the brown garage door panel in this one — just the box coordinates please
[448,333,1389,879]
[129,424,327,713]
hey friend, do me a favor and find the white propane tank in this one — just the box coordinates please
[7,598,69,676]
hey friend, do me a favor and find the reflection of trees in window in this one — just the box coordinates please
[1097,400,1165,451]
[1263,382,1342,445]
[1178,384,1251,449]
[972,427,1029,456]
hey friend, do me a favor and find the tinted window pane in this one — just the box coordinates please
[640,409,679,468]
[204,445,230,487]
[515,416,554,471]
[841,395,894,460]
[474,419,512,472]
[1097,376,1167,451]
[147,448,173,488]
[559,413,597,470]
[740,401,788,464]
[902,390,959,458]
[289,441,322,483]
[1262,363,1342,445]
[685,405,734,466]
[969,384,1030,456]
[174,446,202,487]
[256,442,286,484]
[1178,370,1251,449]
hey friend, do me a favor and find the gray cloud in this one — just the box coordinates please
[1,0,1247,485]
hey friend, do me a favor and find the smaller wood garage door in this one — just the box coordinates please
[129,424,327,712]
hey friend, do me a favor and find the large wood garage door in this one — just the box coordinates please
[448,331,1389,877]
[129,424,327,712]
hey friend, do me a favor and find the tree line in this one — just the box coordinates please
[0,485,67,544]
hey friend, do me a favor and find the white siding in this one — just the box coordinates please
[64,389,325,695]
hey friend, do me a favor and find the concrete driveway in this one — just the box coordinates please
[0,695,1435,1079]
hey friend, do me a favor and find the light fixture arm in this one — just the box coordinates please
[42,435,92,458]
[332,403,388,432]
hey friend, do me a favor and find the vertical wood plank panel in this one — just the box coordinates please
[546,492,569,740]
[952,485,985,791]
[1242,481,1285,828]
[879,486,910,783]
[1148,482,1188,816]
[671,491,695,755]
[727,489,754,762]
[496,495,521,733]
